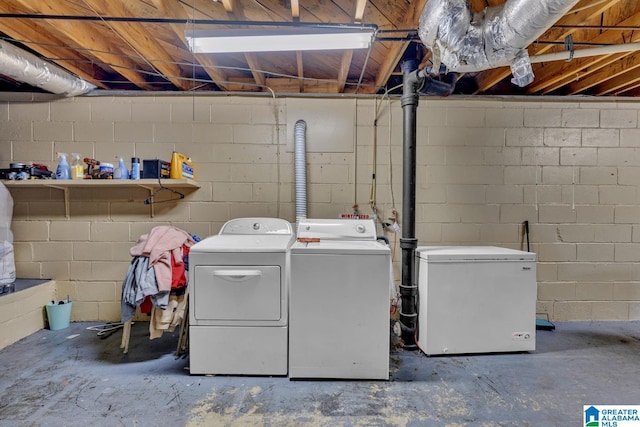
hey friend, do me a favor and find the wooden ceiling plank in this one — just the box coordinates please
[527,9,640,93]
[367,0,411,29]
[10,0,157,90]
[219,4,267,91]
[540,53,621,94]
[529,53,615,94]
[301,0,353,23]
[613,80,640,96]
[372,0,428,92]
[331,1,370,93]
[474,0,625,93]
[82,0,191,90]
[337,51,354,92]
[149,0,231,91]
[228,77,338,93]
[588,56,640,95]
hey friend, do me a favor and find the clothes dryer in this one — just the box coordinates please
[188,218,294,375]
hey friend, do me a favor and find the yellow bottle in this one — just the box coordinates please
[71,153,85,179]
[170,151,195,179]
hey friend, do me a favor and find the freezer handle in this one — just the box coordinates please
[211,270,262,282]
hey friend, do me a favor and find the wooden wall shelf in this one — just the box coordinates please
[3,179,200,218]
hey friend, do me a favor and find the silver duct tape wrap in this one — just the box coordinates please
[0,40,95,96]
[418,0,580,85]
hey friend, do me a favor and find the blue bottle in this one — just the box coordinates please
[114,157,129,179]
[130,157,140,180]
[55,152,71,180]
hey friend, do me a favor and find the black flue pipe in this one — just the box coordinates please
[398,59,423,349]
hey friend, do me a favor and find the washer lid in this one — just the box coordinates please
[296,218,376,241]
[219,217,293,235]
[291,240,390,255]
[191,234,294,253]
[416,246,536,262]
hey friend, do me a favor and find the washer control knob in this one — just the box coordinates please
[355,224,366,233]
[253,222,261,230]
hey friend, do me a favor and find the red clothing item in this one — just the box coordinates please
[140,295,153,314]
[171,245,190,289]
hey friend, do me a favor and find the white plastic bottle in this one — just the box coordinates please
[55,152,71,180]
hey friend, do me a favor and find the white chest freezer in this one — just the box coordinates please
[416,246,536,356]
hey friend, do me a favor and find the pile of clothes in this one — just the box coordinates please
[121,225,196,339]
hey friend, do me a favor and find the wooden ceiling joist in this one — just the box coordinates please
[148,0,231,91]
[588,56,640,95]
[245,54,266,88]
[82,0,192,90]
[291,0,300,20]
[296,51,304,93]
[337,51,354,93]
[354,0,368,23]
[220,0,235,14]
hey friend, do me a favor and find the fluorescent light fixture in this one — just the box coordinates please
[185,27,375,53]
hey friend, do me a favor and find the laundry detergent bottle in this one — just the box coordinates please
[55,152,71,180]
[114,156,129,179]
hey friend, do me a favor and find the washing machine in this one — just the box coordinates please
[188,218,294,375]
[289,218,391,379]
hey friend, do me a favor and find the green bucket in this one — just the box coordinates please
[45,301,72,331]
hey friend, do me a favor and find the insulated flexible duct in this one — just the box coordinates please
[294,120,307,224]
[418,0,580,86]
[0,40,95,96]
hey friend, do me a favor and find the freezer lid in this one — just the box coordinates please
[416,246,536,262]
[296,218,377,240]
[291,239,390,255]
[191,234,294,252]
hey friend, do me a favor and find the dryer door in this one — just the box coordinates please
[193,265,281,321]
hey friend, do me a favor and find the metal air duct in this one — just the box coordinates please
[0,40,95,96]
[418,0,580,86]
[294,120,307,225]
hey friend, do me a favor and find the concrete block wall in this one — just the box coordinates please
[0,93,638,322]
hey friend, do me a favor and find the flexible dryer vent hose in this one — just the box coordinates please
[294,120,307,224]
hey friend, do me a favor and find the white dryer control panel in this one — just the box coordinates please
[220,217,293,235]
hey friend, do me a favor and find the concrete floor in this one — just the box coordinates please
[0,321,639,427]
